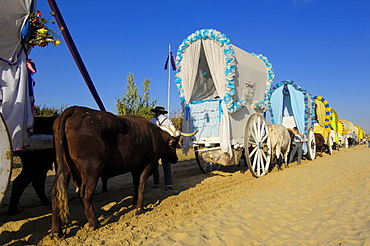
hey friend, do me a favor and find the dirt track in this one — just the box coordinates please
[0,145,369,245]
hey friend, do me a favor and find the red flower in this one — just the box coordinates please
[37,10,42,17]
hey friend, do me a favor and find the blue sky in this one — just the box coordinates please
[30,0,370,133]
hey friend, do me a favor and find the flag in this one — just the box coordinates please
[164,52,177,71]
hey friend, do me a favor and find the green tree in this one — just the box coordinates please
[34,104,66,117]
[116,73,157,120]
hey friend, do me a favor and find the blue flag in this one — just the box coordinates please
[164,52,177,71]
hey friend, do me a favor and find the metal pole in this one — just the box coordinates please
[46,0,106,111]
[167,44,171,116]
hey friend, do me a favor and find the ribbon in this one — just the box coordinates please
[185,104,190,121]
[218,99,223,122]
[0,57,11,63]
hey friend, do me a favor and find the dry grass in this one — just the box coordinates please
[177,148,195,161]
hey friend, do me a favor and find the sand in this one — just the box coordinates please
[0,145,369,245]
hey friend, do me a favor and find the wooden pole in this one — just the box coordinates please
[47,0,106,111]
[167,44,171,116]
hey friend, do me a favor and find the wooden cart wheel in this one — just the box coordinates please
[328,141,333,155]
[244,113,271,178]
[344,135,349,148]
[327,130,335,155]
[194,146,221,174]
[0,113,13,204]
[307,128,316,160]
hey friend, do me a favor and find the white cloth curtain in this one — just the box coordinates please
[202,39,232,157]
[0,49,33,149]
[180,40,201,153]
[270,86,283,124]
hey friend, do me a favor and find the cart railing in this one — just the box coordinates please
[189,100,221,139]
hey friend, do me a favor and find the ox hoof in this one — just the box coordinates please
[50,232,65,239]
[135,208,144,215]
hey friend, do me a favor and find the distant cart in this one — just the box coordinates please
[353,125,365,144]
[312,95,337,154]
[175,29,275,177]
[268,80,316,160]
[329,108,341,150]
[339,119,354,148]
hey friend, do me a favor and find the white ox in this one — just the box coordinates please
[268,124,291,170]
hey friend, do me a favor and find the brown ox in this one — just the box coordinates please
[268,124,291,170]
[50,106,192,237]
[314,133,325,157]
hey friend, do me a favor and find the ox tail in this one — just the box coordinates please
[55,107,76,223]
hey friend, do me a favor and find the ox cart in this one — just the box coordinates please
[339,119,354,148]
[174,29,275,178]
[353,125,365,144]
[337,119,346,147]
[0,114,12,204]
[0,0,105,208]
[312,95,338,155]
[268,80,316,160]
[0,0,39,205]
[329,108,341,150]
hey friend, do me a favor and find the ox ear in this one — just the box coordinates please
[168,139,177,146]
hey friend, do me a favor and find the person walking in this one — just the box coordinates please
[151,106,174,190]
[288,127,306,165]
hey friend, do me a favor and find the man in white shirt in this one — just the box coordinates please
[150,106,173,190]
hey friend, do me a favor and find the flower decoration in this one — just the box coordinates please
[251,53,275,111]
[313,95,332,129]
[28,10,60,47]
[175,29,243,114]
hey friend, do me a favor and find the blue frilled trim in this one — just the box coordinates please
[250,53,275,111]
[174,28,242,114]
[268,80,315,134]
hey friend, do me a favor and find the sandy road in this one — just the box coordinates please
[0,145,369,245]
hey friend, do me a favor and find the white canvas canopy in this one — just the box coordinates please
[0,0,35,62]
[175,29,274,156]
[0,0,35,150]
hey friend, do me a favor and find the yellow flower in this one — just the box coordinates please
[28,10,61,47]
[37,28,48,35]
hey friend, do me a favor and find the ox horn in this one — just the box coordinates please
[180,130,198,137]
[160,125,198,137]
[160,125,179,137]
